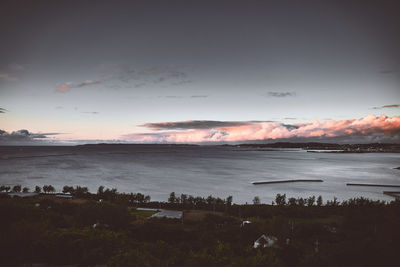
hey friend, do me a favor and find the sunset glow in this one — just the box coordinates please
[122,114,400,143]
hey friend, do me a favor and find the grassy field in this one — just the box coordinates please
[129,208,158,219]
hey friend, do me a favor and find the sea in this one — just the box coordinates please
[0,145,399,204]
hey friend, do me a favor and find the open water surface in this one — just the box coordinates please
[0,145,399,204]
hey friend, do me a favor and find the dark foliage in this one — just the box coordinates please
[0,187,399,266]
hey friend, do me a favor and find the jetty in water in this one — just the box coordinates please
[383,191,400,199]
[346,183,400,188]
[252,179,323,185]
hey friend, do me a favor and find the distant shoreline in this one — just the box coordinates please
[0,141,399,152]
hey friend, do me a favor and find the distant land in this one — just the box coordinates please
[1,142,399,153]
[226,142,400,153]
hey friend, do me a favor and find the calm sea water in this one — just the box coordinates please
[0,145,399,204]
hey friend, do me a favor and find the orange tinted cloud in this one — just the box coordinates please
[122,114,400,143]
[57,85,70,92]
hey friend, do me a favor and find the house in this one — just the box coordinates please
[241,220,252,227]
[253,234,278,248]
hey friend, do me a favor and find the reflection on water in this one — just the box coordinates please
[0,145,399,204]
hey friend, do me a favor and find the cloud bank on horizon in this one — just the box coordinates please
[122,114,400,143]
[0,129,61,144]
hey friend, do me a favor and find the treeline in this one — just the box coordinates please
[0,184,56,194]
[269,193,387,207]
[1,184,234,210]
[166,192,233,210]
[1,184,392,211]
[0,184,152,204]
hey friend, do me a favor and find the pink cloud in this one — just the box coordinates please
[122,114,400,143]
[57,85,70,92]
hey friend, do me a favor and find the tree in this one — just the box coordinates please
[34,186,42,193]
[180,194,188,205]
[135,193,145,204]
[48,185,55,193]
[42,185,48,193]
[0,185,6,192]
[74,186,88,197]
[188,195,195,207]
[275,194,286,206]
[297,198,305,207]
[22,187,30,193]
[317,195,323,206]
[168,192,176,204]
[43,185,55,194]
[327,197,339,207]
[226,196,233,207]
[206,195,214,205]
[97,185,105,195]
[333,196,339,206]
[12,185,22,193]
[253,196,261,205]
[288,197,297,206]
[63,185,75,194]
[102,188,118,201]
[307,196,316,206]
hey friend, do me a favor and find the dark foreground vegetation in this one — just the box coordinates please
[1,185,400,266]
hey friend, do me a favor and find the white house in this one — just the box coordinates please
[253,234,278,248]
[241,220,252,227]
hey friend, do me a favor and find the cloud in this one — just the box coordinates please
[267,91,296,97]
[123,114,400,143]
[56,80,101,93]
[82,111,99,114]
[0,73,19,82]
[0,63,29,83]
[76,80,101,88]
[156,95,208,99]
[57,85,70,92]
[57,65,192,93]
[0,129,61,144]
[157,95,184,99]
[108,65,192,89]
[141,120,276,130]
[191,95,208,98]
[171,80,192,86]
[382,104,400,108]
[8,63,26,71]
[372,104,400,109]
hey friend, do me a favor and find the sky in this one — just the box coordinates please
[0,0,399,144]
